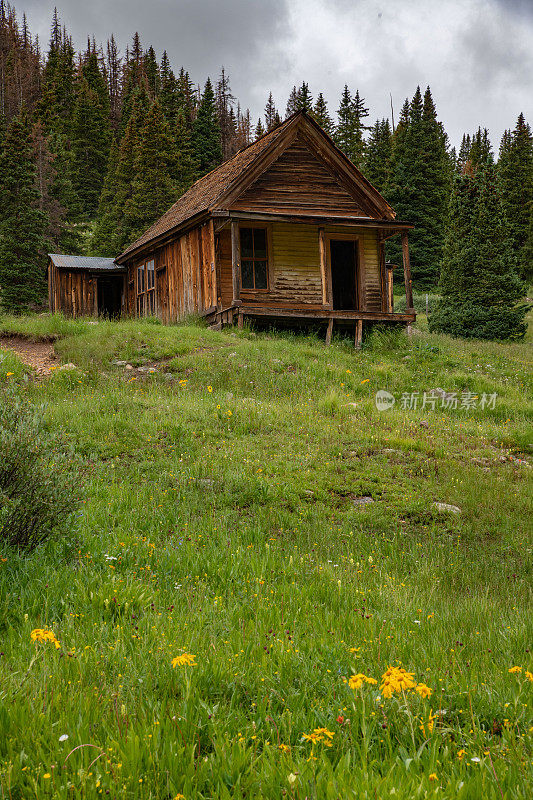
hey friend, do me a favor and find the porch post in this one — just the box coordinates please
[401,231,414,311]
[230,220,241,304]
[318,227,332,307]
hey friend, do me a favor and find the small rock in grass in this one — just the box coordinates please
[432,502,461,514]
[346,402,358,409]
[125,364,134,370]
[113,360,127,366]
[164,373,173,380]
[353,496,374,506]
[303,490,315,496]
[59,363,76,370]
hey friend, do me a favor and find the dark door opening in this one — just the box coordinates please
[97,276,123,318]
[330,239,359,310]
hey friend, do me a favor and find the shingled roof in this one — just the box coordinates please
[116,110,397,263]
[117,115,294,262]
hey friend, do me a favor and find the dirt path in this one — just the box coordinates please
[0,336,58,377]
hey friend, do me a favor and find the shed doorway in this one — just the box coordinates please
[97,276,123,317]
[330,239,359,310]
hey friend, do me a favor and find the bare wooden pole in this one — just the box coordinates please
[355,319,363,349]
[231,220,241,304]
[401,231,414,311]
[325,317,333,345]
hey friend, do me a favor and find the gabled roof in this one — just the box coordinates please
[116,111,397,263]
[48,254,124,272]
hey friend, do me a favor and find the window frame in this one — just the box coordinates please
[238,223,273,294]
[136,258,156,317]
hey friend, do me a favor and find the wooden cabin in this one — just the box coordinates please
[115,111,415,344]
[50,112,415,342]
[47,254,125,318]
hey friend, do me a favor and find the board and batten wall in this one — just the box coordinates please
[217,222,382,311]
[126,221,217,323]
[48,264,97,317]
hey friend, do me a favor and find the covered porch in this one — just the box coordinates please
[209,211,416,346]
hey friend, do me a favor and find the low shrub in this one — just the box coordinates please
[0,388,79,550]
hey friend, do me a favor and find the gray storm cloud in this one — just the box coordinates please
[20,0,533,148]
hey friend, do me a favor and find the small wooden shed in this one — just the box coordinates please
[47,254,126,318]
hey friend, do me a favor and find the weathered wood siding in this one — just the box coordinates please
[125,221,216,322]
[48,265,97,317]
[217,222,382,310]
[230,136,367,217]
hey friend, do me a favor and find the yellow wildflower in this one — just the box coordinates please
[207,386,213,392]
[415,683,433,699]
[349,673,376,690]
[43,773,51,779]
[279,743,290,753]
[31,629,60,649]
[429,773,437,781]
[313,727,334,739]
[302,732,322,745]
[508,666,522,674]
[457,749,466,760]
[525,671,533,682]
[171,653,197,668]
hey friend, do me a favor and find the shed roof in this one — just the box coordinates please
[116,111,397,264]
[48,254,124,272]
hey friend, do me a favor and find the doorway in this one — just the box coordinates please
[330,239,359,310]
[97,276,123,317]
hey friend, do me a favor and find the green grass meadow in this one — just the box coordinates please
[0,312,532,799]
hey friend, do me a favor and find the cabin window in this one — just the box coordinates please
[136,259,156,316]
[240,227,268,290]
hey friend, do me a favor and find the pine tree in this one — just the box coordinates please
[285,86,298,118]
[143,45,159,98]
[192,77,222,177]
[387,87,451,288]
[106,35,122,132]
[70,75,111,217]
[216,68,236,160]
[498,113,533,281]
[255,118,265,139]
[295,82,313,112]
[125,100,177,242]
[351,89,370,167]
[39,10,76,135]
[430,160,527,340]
[469,127,493,168]
[334,85,354,157]
[365,118,392,193]
[264,92,278,130]
[457,133,472,173]
[91,138,120,255]
[311,93,333,135]
[174,108,196,194]
[159,50,178,126]
[0,111,47,312]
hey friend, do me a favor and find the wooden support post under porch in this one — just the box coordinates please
[402,230,414,313]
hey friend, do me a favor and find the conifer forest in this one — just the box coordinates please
[0,2,531,337]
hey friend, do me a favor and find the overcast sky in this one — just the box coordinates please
[20,0,533,148]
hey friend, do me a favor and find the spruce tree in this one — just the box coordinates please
[285,86,298,118]
[334,85,356,159]
[264,92,278,130]
[143,45,160,98]
[498,113,533,281]
[365,118,392,193]
[387,87,450,288]
[0,112,47,312]
[91,138,120,255]
[159,51,178,126]
[125,100,177,242]
[295,82,313,112]
[192,77,222,177]
[311,93,334,135]
[255,118,265,139]
[70,76,111,217]
[430,161,528,340]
